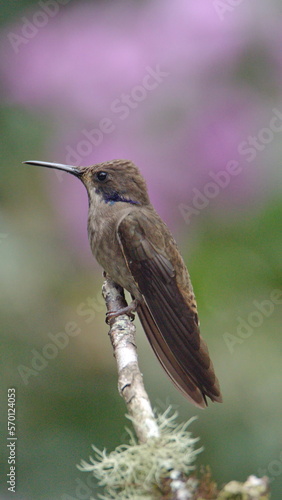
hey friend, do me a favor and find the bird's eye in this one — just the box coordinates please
[96,171,108,182]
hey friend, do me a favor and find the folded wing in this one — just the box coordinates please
[117,210,222,408]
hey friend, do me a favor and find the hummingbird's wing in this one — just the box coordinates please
[117,210,222,408]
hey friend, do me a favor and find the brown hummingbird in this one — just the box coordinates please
[24,159,222,408]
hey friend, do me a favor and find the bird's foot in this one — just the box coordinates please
[106,299,138,325]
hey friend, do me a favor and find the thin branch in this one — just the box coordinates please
[102,273,160,444]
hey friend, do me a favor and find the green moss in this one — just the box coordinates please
[79,408,201,499]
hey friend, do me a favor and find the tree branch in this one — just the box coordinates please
[102,273,160,444]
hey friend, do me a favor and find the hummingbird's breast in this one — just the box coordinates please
[87,200,141,298]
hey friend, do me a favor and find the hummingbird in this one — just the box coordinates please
[24,159,222,408]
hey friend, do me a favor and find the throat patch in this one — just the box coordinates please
[103,191,140,206]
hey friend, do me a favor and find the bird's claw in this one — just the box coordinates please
[105,309,135,324]
[105,301,138,324]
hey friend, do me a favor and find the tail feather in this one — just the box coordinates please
[137,302,210,408]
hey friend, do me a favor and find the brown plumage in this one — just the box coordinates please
[24,159,222,408]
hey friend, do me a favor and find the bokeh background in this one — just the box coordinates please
[0,1,282,499]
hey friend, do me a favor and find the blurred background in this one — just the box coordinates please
[0,0,281,498]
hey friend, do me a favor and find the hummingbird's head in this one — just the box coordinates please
[83,160,150,206]
[24,159,150,207]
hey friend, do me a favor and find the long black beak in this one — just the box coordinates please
[23,161,82,177]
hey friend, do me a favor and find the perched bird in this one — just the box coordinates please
[24,159,222,408]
